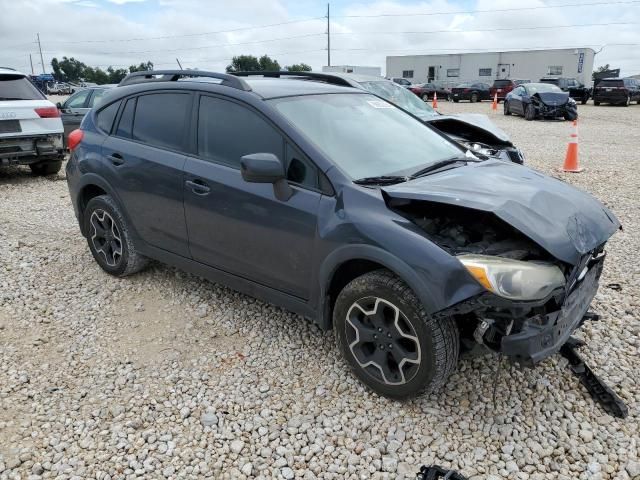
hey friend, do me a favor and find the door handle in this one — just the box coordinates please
[107,153,125,166]
[185,179,211,195]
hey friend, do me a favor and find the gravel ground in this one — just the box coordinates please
[0,99,639,480]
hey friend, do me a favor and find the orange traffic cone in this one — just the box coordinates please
[562,119,582,173]
[432,91,438,109]
[491,92,498,111]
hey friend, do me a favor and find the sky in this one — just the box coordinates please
[1,0,639,77]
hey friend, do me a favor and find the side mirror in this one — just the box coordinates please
[56,102,63,109]
[240,153,292,201]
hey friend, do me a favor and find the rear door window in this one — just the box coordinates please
[0,75,45,100]
[89,89,108,108]
[197,96,283,169]
[131,93,191,151]
[599,80,624,88]
[115,97,136,139]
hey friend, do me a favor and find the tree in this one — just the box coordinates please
[258,55,280,71]
[129,61,154,73]
[226,55,261,72]
[226,54,280,73]
[286,63,312,72]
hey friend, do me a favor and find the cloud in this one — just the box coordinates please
[0,0,638,76]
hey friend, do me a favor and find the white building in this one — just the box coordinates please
[386,48,595,87]
[322,65,382,77]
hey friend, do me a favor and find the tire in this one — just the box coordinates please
[453,98,459,103]
[564,111,578,121]
[503,100,511,115]
[581,96,588,105]
[624,95,630,107]
[83,195,148,277]
[470,92,478,103]
[594,100,600,106]
[421,93,430,102]
[524,104,536,121]
[30,160,62,176]
[333,269,459,400]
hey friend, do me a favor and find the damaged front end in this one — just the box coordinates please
[389,200,596,365]
[531,93,578,121]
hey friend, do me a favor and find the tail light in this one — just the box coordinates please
[34,106,60,118]
[67,129,84,151]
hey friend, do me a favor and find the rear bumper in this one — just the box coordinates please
[0,134,64,166]
[594,93,628,104]
[501,254,603,365]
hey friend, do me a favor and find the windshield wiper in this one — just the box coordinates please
[0,97,25,100]
[353,175,409,186]
[410,157,472,179]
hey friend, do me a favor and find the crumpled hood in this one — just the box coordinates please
[383,160,620,265]
[425,113,512,144]
[534,92,570,105]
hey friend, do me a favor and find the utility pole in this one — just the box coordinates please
[176,58,183,69]
[29,54,34,74]
[37,33,45,74]
[326,3,331,67]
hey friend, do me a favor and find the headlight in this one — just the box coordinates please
[568,98,576,104]
[458,254,565,300]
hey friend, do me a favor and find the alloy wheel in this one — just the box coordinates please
[90,209,123,267]
[345,297,421,385]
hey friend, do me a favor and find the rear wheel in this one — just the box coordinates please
[453,98,459,103]
[334,270,459,399]
[503,100,511,115]
[83,195,148,277]
[470,92,478,103]
[30,160,62,176]
[624,95,631,107]
[524,104,536,121]
[421,93,430,102]
[594,100,600,106]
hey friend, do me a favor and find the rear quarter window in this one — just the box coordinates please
[0,75,45,100]
[96,101,121,134]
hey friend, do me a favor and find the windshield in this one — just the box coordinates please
[493,80,512,87]
[358,80,437,119]
[269,93,462,180]
[0,75,45,100]
[526,83,563,94]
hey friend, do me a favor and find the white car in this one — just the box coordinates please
[0,68,64,175]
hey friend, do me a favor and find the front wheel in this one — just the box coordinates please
[503,100,511,115]
[470,92,478,103]
[334,270,459,399]
[524,104,536,121]
[83,195,148,277]
[594,100,600,106]
[421,93,430,102]
[624,95,631,107]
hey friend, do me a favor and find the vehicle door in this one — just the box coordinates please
[100,91,191,257]
[508,86,526,114]
[59,89,91,138]
[183,94,322,300]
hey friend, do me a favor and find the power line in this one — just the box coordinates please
[331,22,639,36]
[43,17,324,45]
[332,43,640,54]
[43,32,324,56]
[333,0,640,18]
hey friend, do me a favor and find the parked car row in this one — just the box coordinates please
[62,69,620,400]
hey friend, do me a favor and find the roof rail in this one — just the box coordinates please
[0,66,17,71]
[118,70,252,91]
[231,71,353,88]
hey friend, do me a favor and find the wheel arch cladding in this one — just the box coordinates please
[75,174,133,238]
[318,245,456,331]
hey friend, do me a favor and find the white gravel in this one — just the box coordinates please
[0,100,639,479]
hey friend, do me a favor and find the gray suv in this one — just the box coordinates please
[65,70,619,399]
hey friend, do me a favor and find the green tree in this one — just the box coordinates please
[226,55,261,72]
[258,55,280,71]
[51,56,87,82]
[129,61,154,73]
[106,66,129,84]
[286,63,312,72]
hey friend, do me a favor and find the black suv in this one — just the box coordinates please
[66,70,619,399]
[593,78,640,106]
[539,77,591,104]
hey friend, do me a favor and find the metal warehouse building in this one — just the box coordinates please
[386,48,595,87]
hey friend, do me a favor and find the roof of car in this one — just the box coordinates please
[241,77,360,98]
[0,67,25,76]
